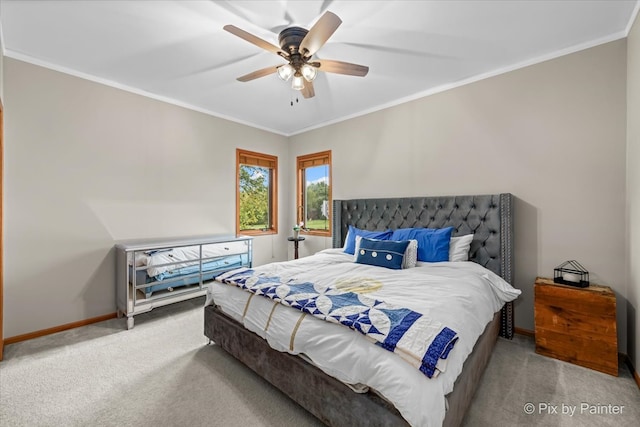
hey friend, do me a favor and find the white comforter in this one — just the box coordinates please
[206,249,520,427]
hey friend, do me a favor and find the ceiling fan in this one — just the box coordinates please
[223,11,369,99]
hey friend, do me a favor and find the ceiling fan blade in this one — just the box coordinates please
[316,59,369,77]
[301,80,315,99]
[237,66,279,82]
[299,11,342,56]
[223,25,284,55]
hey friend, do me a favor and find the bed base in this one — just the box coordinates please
[204,304,500,427]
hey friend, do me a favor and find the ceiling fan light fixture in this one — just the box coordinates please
[277,64,294,81]
[291,74,305,91]
[301,64,317,82]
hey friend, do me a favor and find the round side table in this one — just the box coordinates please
[287,236,306,259]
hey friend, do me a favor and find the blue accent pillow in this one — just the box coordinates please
[355,238,410,270]
[343,225,393,255]
[390,227,454,262]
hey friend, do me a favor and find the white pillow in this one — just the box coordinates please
[354,236,418,269]
[402,239,418,268]
[342,229,351,250]
[449,234,473,262]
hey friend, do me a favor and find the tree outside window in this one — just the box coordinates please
[297,151,331,236]
[237,149,278,235]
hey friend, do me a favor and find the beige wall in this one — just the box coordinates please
[0,30,4,100]
[3,58,290,337]
[290,40,629,351]
[0,16,4,101]
[627,12,640,373]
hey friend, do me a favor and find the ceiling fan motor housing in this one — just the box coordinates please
[278,27,309,55]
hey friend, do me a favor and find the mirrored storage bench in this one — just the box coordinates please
[115,234,253,329]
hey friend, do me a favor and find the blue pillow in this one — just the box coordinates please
[343,225,393,255]
[355,238,410,270]
[390,227,454,262]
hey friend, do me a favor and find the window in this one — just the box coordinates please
[297,150,331,236]
[236,149,278,235]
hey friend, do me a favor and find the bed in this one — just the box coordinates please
[204,193,517,426]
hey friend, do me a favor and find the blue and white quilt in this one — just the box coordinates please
[217,267,458,378]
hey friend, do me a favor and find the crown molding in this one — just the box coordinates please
[2,25,630,139]
[625,0,640,36]
[289,31,628,136]
[3,49,289,137]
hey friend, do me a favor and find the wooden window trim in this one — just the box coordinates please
[297,150,332,237]
[236,149,278,236]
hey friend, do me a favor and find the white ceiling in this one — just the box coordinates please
[1,0,638,136]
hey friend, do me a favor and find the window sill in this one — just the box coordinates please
[239,229,277,236]
[301,230,331,237]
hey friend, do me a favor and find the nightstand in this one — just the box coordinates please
[534,277,618,376]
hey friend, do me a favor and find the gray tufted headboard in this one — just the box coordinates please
[331,193,515,338]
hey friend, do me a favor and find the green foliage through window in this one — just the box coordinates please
[237,149,277,235]
[303,166,329,231]
[297,151,331,235]
[239,165,270,230]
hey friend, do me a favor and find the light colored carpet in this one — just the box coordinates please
[1,298,639,427]
[0,298,323,427]
[463,334,640,427]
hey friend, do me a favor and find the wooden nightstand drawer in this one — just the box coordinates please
[534,277,618,376]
